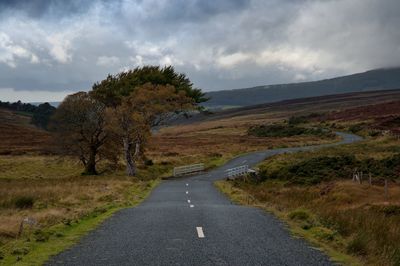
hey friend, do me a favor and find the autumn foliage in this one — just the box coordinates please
[51,66,204,175]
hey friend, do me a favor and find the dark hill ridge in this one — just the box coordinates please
[204,67,400,107]
[169,88,400,126]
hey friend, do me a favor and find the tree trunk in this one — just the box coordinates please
[123,138,136,176]
[84,147,97,175]
[134,139,141,158]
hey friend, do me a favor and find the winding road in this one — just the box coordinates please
[47,132,362,266]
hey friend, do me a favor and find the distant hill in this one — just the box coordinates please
[0,108,51,154]
[204,67,400,108]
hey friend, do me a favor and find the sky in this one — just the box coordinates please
[0,0,399,102]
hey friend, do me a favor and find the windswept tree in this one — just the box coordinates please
[91,65,208,107]
[50,66,206,176]
[51,92,108,175]
[106,83,194,176]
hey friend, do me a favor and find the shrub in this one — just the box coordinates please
[144,159,153,166]
[260,152,400,184]
[288,116,308,125]
[381,205,400,217]
[310,227,336,242]
[391,248,400,266]
[288,209,310,221]
[14,196,35,209]
[347,233,368,256]
[348,124,364,133]
[11,247,29,255]
[248,123,331,138]
[33,229,49,242]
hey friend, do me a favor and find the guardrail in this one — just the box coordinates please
[225,165,249,179]
[173,163,204,177]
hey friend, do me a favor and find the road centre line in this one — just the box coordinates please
[186,191,189,194]
[187,200,191,203]
[196,227,205,238]
[190,204,194,208]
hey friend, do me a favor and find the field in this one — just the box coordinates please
[1,89,400,264]
[216,99,400,265]
[0,101,339,264]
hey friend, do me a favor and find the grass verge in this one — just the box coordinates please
[0,179,159,265]
[215,180,362,266]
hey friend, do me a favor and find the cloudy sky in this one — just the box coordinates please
[0,0,399,102]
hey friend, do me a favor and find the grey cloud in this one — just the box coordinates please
[0,0,399,100]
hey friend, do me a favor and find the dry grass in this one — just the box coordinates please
[0,156,81,179]
[221,179,400,265]
[0,109,51,155]
[0,176,150,241]
[2,90,399,263]
[149,116,339,170]
[216,125,400,265]
[0,154,159,255]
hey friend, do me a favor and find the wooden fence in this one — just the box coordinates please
[173,163,204,177]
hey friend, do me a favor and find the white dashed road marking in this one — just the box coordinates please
[190,204,194,208]
[186,183,189,186]
[187,200,191,203]
[196,227,205,238]
[186,191,189,194]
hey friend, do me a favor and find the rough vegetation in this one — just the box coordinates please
[218,112,400,265]
[0,100,56,130]
[258,152,400,185]
[2,83,400,264]
[0,109,51,155]
[218,177,400,266]
[248,123,333,138]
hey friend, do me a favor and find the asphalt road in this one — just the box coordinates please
[47,132,362,266]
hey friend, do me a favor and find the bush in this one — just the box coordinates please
[348,124,364,133]
[259,152,400,184]
[33,229,49,242]
[391,249,400,266]
[288,155,357,184]
[288,116,308,125]
[288,209,310,221]
[144,159,153,166]
[11,247,29,255]
[248,123,331,138]
[381,205,400,217]
[260,155,357,184]
[347,233,368,256]
[14,196,35,209]
[310,227,336,242]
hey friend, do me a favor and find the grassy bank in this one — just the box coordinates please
[215,135,400,265]
[215,180,361,265]
[0,178,159,265]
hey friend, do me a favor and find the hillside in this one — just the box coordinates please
[177,89,400,126]
[204,67,400,108]
[0,108,51,155]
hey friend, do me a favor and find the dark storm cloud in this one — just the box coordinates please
[0,0,96,18]
[0,0,399,101]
